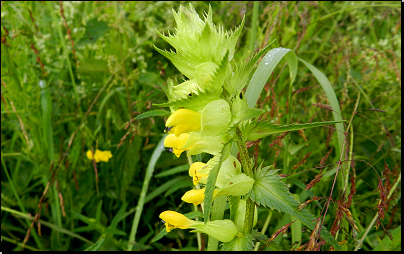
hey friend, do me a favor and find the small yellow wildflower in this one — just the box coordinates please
[188,162,208,185]
[159,210,196,232]
[86,149,113,163]
[165,109,201,137]
[164,133,194,157]
[181,188,218,206]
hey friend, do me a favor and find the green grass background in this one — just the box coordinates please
[1,1,401,251]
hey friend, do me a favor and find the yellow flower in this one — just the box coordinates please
[159,210,197,232]
[164,133,194,157]
[181,188,218,206]
[165,109,201,137]
[188,162,208,185]
[86,149,113,163]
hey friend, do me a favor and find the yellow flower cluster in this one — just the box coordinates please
[86,149,112,163]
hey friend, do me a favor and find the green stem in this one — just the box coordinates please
[206,195,227,251]
[187,156,202,251]
[249,1,259,53]
[46,1,80,106]
[235,127,255,235]
[254,210,272,251]
[354,172,401,251]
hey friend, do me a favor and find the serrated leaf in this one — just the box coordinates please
[240,119,345,141]
[221,233,254,251]
[225,40,275,97]
[230,94,264,125]
[203,142,231,223]
[153,88,220,112]
[134,110,170,120]
[253,230,284,251]
[247,165,341,250]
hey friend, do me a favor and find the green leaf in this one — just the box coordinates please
[240,119,345,142]
[203,142,231,222]
[298,57,345,156]
[225,40,275,97]
[134,110,170,120]
[247,165,341,250]
[221,233,254,251]
[84,234,106,251]
[154,164,189,178]
[153,88,220,112]
[77,18,109,46]
[245,47,297,108]
[151,228,169,243]
[253,230,284,251]
[373,226,401,251]
[230,94,264,125]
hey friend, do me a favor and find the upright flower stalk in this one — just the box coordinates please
[154,3,271,250]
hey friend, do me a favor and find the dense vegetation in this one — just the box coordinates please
[1,1,401,251]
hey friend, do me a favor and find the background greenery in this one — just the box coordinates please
[1,1,401,251]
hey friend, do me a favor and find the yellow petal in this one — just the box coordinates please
[166,109,201,137]
[87,149,101,163]
[95,150,112,162]
[188,162,208,185]
[164,133,194,157]
[159,210,195,232]
[181,189,206,206]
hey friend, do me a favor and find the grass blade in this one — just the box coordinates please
[297,57,345,157]
[127,135,166,251]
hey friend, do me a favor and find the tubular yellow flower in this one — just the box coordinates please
[164,133,194,157]
[86,149,113,163]
[181,188,219,205]
[181,189,205,205]
[189,162,208,185]
[166,109,201,137]
[159,210,197,232]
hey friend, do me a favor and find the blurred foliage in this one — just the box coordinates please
[1,1,401,251]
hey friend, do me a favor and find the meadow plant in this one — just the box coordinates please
[144,4,345,250]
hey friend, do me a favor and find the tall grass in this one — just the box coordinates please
[1,1,401,251]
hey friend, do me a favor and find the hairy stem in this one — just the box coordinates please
[235,127,255,235]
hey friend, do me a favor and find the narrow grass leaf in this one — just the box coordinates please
[154,164,189,178]
[128,135,166,251]
[134,109,171,120]
[245,48,297,108]
[84,234,106,251]
[297,57,345,155]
